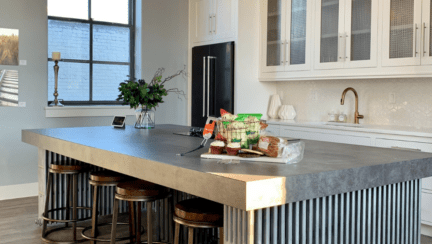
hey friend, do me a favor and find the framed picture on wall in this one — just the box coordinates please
[0,28,19,66]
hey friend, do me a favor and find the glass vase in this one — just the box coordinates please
[135,108,155,129]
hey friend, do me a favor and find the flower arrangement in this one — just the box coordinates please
[116,66,186,110]
[116,67,186,128]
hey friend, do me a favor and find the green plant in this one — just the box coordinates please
[116,67,186,110]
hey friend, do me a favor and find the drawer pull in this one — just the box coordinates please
[391,146,421,152]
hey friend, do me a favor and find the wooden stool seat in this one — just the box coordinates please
[116,180,166,197]
[89,170,131,186]
[49,164,86,174]
[173,198,224,244]
[110,180,172,244]
[174,198,223,224]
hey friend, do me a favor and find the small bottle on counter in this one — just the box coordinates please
[328,110,338,122]
[338,113,347,123]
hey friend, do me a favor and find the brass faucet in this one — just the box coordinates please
[340,87,364,124]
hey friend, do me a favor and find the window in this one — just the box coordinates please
[47,0,136,105]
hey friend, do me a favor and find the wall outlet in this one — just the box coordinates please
[19,60,27,65]
[18,102,26,107]
[389,93,396,104]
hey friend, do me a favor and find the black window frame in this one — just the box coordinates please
[47,0,136,106]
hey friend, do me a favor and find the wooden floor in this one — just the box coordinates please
[1,197,432,244]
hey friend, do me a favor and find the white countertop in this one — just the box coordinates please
[266,119,432,138]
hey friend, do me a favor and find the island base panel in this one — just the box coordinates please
[224,179,421,244]
[38,150,422,244]
[38,150,220,244]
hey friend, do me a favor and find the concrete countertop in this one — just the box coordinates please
[22,124,432,211]
[266,119,432,138]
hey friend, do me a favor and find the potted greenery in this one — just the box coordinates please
[117,67,186,129]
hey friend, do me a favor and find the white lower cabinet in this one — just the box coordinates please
[422,191,432,225]
[266,125,280,136]
[281,128,371,146]
[267,122,432,229]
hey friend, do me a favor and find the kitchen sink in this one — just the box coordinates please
[325,122,363,127]
[304,121,364,128]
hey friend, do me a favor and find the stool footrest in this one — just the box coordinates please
[42,207,92,223]
[81,222,138,242]
[41,226,87,244]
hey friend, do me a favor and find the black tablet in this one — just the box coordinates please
[112,116,126,127]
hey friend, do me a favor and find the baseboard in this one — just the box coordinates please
[0,182,38,201]
[422,223,432,237]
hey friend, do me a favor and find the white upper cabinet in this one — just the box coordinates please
[261,0,313,73]
[315,0,378,70]
[422,0,432,65]
[190,0,236,44]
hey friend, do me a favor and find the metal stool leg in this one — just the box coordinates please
[65,174,71,228]
[91,185,99,244]
[147,202,153,244]
[73,174,78,241]
[174,223,180,244]
[129,201,136,243]
[42,172,53,238]
[188,228,194,244]
[219,227,224,244]
[137,202,142,243]
[110,198,119,244]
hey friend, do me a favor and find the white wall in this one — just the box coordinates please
[235,0,276,119]
[141,0,189,125]
[0,0,137,188]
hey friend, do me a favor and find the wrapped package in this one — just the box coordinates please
[258,136,288,158]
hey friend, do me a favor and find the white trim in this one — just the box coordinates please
[45,106,136,118]
[422,224,432,237]
[0,182,38,201]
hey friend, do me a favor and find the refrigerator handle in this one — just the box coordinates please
[203,56,206,117]
[207,56,210,117]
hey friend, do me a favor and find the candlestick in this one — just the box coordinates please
[49,60,63,107]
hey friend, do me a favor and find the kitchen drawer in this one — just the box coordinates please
[375,138,432,191]
[280,129,371,146]
[422,191,432,225]
[375,138,432,153]
[266,125,280,136]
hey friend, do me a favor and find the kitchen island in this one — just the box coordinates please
[22,125,432,244]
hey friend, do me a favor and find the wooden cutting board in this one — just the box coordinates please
[200,153,286,163]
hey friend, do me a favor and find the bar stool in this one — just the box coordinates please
[110,180,172,244]
[42,164,92,243]
[81,170,135,243]
[173,198,224,244]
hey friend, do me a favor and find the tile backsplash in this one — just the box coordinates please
[275,78,432,128]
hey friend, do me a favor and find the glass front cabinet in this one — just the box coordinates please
[261,0,313,72]
[259,0,432,79]
[382,0,432,66]
[314,0,378,70]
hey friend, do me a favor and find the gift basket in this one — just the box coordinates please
[203,109,305,164]
[214,110,262,149]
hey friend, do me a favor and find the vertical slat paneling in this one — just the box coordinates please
[415,180,419,244]
[372,188,376,244]
[315,198,319,244]
[273,206,278,244]
[44,150,422,244]
[322,196,326,244]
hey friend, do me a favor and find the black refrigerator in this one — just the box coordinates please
[191,42,235,128]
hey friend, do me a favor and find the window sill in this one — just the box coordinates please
[45,106,135,118]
